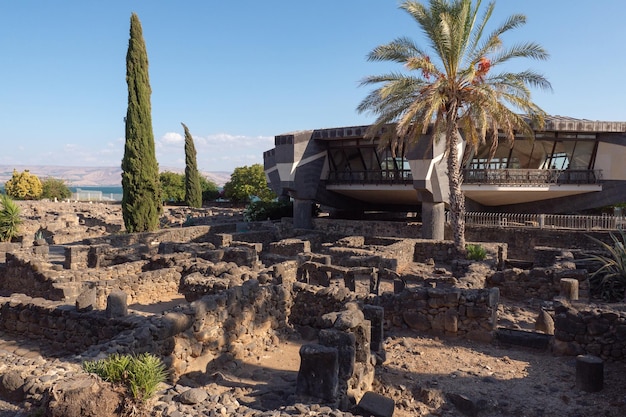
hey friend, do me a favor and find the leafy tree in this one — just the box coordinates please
[0,194,21,242]
[182,123,202,208]
[41,177,71,200]
[160,171,185,203]
[357,0,551,253]
[200,177,220,201]
[223,164,275,203]
[160,171,219,203]
[121,13,162,232]
[4,169,43,200]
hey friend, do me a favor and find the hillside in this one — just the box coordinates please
[0,165,232,187]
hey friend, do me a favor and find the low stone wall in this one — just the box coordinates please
[312,218,422,240]
[487,248,589,301]
[0,242,23,263]
[378,287,499,342]
[83,225,213,247]
[553,301,626,361]
[169,279,294,379]
[0,293,135,355]
[465,227,615,261]
[488,267,589,301]
[289,281,499,342]
[308,217,616,261]
[1,251,181,308]
[290,283,357,331]
[1,253,69,301]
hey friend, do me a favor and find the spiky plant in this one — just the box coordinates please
[0,194,22,242]
[586,229,626,301]
[82,353,167,402]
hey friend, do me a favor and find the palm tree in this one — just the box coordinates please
[357,0,551,254]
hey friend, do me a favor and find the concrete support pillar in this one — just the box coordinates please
[293,198,313,229]
[421,202,445,240]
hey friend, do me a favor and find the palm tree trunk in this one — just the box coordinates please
[446,111,466,255]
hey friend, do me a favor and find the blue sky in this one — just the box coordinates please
[1,1,625,173]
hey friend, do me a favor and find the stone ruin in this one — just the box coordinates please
[0,202,625,415]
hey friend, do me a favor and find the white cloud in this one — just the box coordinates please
[160,132,184,145]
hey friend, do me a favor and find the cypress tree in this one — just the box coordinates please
[182,122,203,208]
[121,13,161,232]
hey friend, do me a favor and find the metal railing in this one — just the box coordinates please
[463,212,625,231]
[327,170,413,185]
[462,169,601,185]
[71,190,123,202]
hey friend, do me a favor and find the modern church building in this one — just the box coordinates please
[263,116,626,237]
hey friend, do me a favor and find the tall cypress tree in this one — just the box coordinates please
[182,122,202,208]
[121,13,161,232]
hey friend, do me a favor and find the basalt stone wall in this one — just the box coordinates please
[486,248,589,301]
[289,283,357,332]
[1,253,68,300]
[0,242,23,263]
[487,267,589,301]
[553,301,626,362]
[1,251,181,307]
[312,218,422,240]
[0,293,135,355]
[83,225,214,247]
[90,267,182,309]
[326,238,416,272]
[169,279,294,379]
[307,218,615,261]
[378,287,499,342]
[289,281,498,342]
[465,227,614,261]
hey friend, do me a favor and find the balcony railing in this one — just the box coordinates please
[462,169,602,185]
[327,170,413,185]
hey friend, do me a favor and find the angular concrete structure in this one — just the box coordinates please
[263,116,626,235]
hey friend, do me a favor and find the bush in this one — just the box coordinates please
[586,230,626,301]
[4,169,42,200]
[41,177,71,200]
[465,244,487,261]
[0,194,21,242]
[82,353,167,402]
[160,172,185,203]
[223,164,275,203]
[244,200,293,221]
[200,177,220,201]
[160,172,220,204]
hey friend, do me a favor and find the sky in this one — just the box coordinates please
[1,1,625,174]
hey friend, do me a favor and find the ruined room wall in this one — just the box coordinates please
[553,302,626,362]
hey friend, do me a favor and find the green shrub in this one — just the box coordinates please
[465,243,487,261]
[223,164,276,203]
[586,230,626,301]
[82,353,167,402]
[41,177,71,200]
[0,194,21,242]
[244,200,293,221]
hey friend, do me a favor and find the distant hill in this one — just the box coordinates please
[0,165,232,187]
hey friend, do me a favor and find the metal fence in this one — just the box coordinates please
[463,212,626,231]
[71,189,123,202]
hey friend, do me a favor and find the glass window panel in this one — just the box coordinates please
[570,141,595,169]
[538,141,555,169]
[510,139,535,168]
[346,149,365,170]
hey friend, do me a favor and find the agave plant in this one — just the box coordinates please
[0,194,21,242]
[586,229,626,301]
